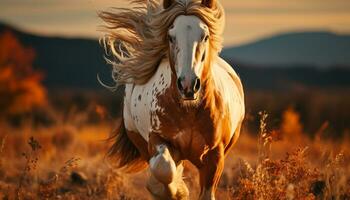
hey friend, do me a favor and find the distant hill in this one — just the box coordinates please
[0,22,111,89]
[230,62,350,91]
[1,22,350,91]
[221,32,350,67]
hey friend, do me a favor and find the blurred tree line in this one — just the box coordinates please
[0,31,47,118]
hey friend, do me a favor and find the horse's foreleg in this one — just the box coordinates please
[147,161,188,200]
[149,144,177,185]
[147,134,188,200]
[198,144,224,200]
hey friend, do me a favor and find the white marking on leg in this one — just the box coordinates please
[200,186,215,200]
[149,145,177,184]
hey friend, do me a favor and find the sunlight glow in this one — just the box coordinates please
[1,0,350,46]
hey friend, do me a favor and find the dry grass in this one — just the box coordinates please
[0,106,349,200]
[0,123,149,200]
[227,111,350,200]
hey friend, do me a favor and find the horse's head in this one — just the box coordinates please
[166,0,216,101]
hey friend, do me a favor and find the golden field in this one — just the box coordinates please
[0,97,349,200]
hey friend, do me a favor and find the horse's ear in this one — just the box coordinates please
[163,0,175,9]
[201,0,216,8]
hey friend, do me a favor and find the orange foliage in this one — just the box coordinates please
[0,31,47,116]
[280,107,303,139]
[95,104,108,120]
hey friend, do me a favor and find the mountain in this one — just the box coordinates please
[1,22,350,91]
[0,22,112,89]
[221,32,350,67]
[231,62,350,91]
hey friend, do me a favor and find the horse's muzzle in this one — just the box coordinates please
[177,76,201,100]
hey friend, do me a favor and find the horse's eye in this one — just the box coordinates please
[201,50,206,62]
[204,35,209,42]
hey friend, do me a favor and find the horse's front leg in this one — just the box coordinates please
[147,134,188,200]
[198,144,224,200]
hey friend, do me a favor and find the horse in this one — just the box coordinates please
[99,0,245,199]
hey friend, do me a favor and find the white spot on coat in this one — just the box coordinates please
[124,59,172,141]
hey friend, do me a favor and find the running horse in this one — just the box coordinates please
[99,0,244,199]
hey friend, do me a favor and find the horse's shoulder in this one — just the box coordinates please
[213,57,244,101]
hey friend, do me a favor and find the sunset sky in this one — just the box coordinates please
[1,0,350,47]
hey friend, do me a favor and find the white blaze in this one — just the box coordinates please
[168,15,209,81]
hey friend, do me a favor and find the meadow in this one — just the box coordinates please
[0,90,349,200]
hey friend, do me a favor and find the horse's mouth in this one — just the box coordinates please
[177,90,202,105]
[180,94,198,101]
[182,97,197,101]
[179,95,201,107]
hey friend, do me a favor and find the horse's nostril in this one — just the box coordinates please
[193,78,201,93]
[177,78,183,91]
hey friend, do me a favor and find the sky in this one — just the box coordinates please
[1,0,350,47]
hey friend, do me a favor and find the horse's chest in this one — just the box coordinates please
[129,90,213,140]
[157,106,214,140]
[127,88,214,149]
[153,105,218,165]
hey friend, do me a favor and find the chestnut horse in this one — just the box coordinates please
[100,0,244,199]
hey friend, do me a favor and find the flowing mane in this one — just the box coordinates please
[99,0,225,86]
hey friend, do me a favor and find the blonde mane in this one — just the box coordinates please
[99,0,225,86]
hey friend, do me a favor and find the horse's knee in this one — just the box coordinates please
[147,172,189,200]
[148,145,189,199]
[149,144,177,184]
